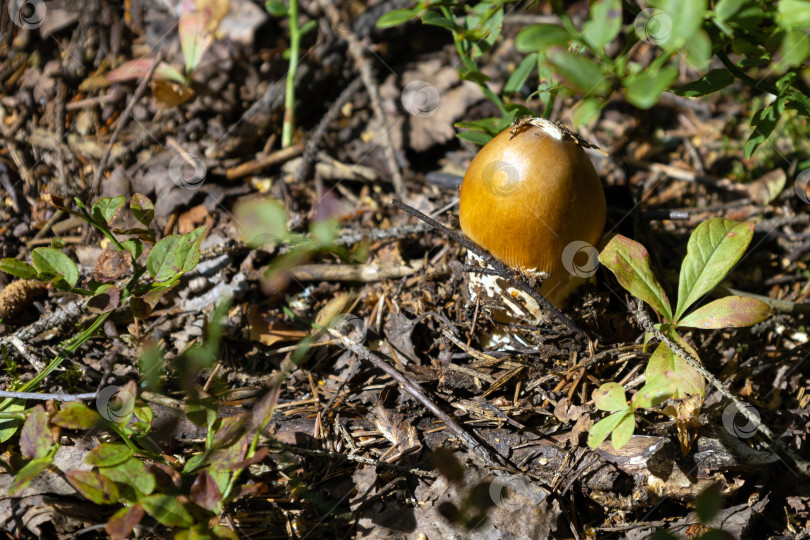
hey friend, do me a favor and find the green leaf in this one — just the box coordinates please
[179,10,213,73]
[675,218,754,322]
[678,296,772,328]
[32,248,79,287]
[632,373,678,409]
[264,0,287,16]
[695,483,723,523]
[598,234,673,322]
[120,239,144,261]
[685,30,712,70]
[9,457,52,497]
[592,383,627,411]
[66,470,120,504]
[582,0,622,50]
[147,233,193,283]
[183,452,209,474]
[657,0,707,50]
[174,225,207,274]
[20,405,52,460]
[0,403,25,443]
[504,53,537,95]
[299,20,317,36]
[675,68,735,97]
[186,395,218,428]
[459,67,490,84]
[100,457,156,498]
[624,66,678,109]
[571,98,604,128]
[612,411,636,449]
[376,8,420,28]
[51,402,102,430]
[234,198,288,248]
[0,259,38,279]
[130,193,154,227]
[777,0,810,29]
[587,410,633,449]
[86,442,134,468]
[777,30,810,70]
[745,101,784,158]
[456,130,493,145]
[515,23,571,53]
[92,196,127,225]
[421,10,459,32]
[141,494,195,528]
[548,51,607,94]
[646,338,705,397]
[714,0,747,21]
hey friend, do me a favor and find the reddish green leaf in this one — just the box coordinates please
[212,413,249,449]
[251,385,280,434]
[51,402,102,429]
[8,457,52,496]
[107,59,186,85]
[140,493,194,528]
[209,437,249,493]
[20,405,52,460]
[677,296,772,329]
[675,218,755,322]
[99,457,155,498]
[105,504,145,540]
[592,383,627,412]
[598,234,673,321]
[91,196,127,225]
[66,470,120,504]
[179,11,213,73]
[190,469,222,512]
[86,442,134,468]
[646,336,705,398]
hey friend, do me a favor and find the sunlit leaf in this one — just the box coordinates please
[66,470,120,504]
[515,23,571,53]
[140,493,194,527]
[678,296,772,328]
[675,218,754,322]
[592,383,627,411]
[598,234,673,321]
[582,0,621,50]
[32,248,79,288]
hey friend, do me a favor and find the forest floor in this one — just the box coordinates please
[1,0,810,539]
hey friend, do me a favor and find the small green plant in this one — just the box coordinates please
[2,299,279,538]
[265,0,317,147]
[0,192,206,417]
[107,0,228,107]
[378,1,810,157]
[588,217,772,452]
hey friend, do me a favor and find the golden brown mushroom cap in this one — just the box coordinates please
[459,122,606,281]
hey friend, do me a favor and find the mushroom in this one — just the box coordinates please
[459,117,606,343]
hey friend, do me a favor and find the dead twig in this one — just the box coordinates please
[325,326,508,469]
[390,198,588,339]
